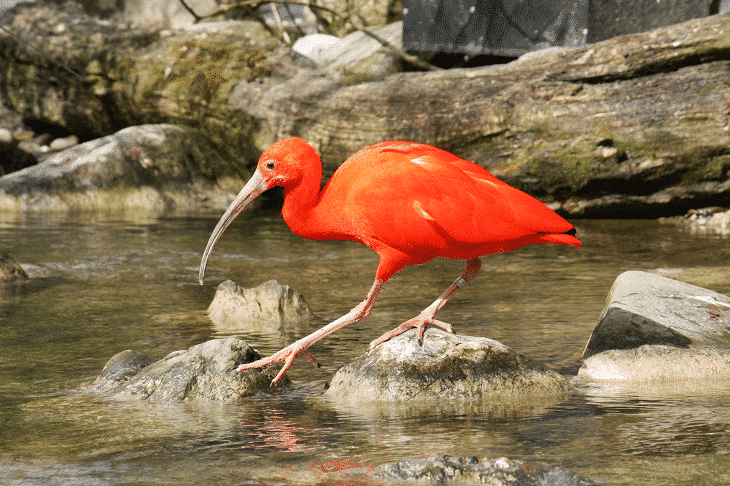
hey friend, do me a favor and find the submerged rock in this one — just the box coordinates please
[326,328,572,401]
[208,279,313,332]
[373,455,596,486]
[0,250,28,283]
[85,338,287,401]
[579,271,730,381]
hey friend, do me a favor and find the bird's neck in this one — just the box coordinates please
[281,157,326,240]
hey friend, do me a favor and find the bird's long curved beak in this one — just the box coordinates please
[199,170,268,285]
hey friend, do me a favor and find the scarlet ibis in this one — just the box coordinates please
[199,138,581,384]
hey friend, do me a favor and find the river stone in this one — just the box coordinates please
[0,124,240,212]
[326,328,572,401]
[207,279,313,330]
[86,338,287,401]
[579,271,730,381]
[373,455,596,486]
[89,349,156,394]
[0,250,28,283]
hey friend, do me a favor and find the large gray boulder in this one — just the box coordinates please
[84,338,288,401]
[326,328,572,401]
[579,271,730,381]
[207,279,313,333]
[0,124,243,212]
[373,455,596,486]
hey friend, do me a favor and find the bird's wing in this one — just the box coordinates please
[327,142,575,259]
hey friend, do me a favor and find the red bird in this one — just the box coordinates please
[199,138,581,384]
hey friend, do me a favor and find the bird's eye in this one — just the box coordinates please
[266,161,276,170]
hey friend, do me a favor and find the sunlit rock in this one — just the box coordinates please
[207,279,313,332]
[0,124,242,212]
[85,338,287,401]
[306,22,404,82]
[373,455,596,486]
[48,134,79,152]
[579,271,730,381]
[292,33,340,64]
[0,250,28,283]
[326,328,572,401]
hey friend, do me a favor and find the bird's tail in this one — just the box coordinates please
[539,227,582,248]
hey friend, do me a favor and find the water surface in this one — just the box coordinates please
[1,211,729,485]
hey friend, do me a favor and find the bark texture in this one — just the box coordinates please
[1,2,729,215]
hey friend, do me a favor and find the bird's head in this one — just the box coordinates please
[198,137,317,284]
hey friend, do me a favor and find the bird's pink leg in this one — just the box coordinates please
[368,257,482,351]
[236,279,385,385]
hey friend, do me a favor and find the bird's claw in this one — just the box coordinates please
[367,316,454,352]
[235,344,321,386]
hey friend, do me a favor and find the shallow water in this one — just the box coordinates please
[1,210,729,485]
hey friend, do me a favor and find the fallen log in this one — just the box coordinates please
[1,2,728,216]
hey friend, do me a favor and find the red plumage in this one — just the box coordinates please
[200,137,581,384]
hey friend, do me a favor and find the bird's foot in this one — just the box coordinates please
[368,315,453,351]
[235,344,321,386]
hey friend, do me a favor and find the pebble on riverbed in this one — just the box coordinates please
[579,271,730,382]
[84,338,288,401]
[372,455,597,486]
[326,328,573,402]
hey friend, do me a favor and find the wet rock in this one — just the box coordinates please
[579,271,730,381]
[0,250,29,283]
[0,124,242,212]
[85,338,287,401]
[208,279,313,331]
[326,328,572,401]
[89,349,155,394]
[373,455,596,486]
